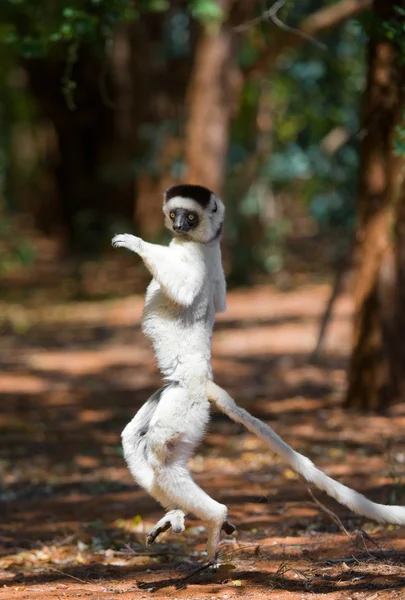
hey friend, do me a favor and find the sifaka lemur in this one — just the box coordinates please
[113,183,405,562]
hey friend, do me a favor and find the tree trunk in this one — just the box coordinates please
[185,17,242,195]
[345,0,403,411]
[26,14,194,246]
[111,23,138,227]
[26,51,127,251]
[392,123,405,400]
[129,15,194,236]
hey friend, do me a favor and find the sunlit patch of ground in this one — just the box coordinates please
[1,284,405,599]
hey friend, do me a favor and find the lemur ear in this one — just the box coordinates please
[212,200,217,213]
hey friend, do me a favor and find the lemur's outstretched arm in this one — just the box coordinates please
[112,234,203,306]
[207,380,405,525]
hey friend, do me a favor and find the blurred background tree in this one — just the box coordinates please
[345,0,405,411]
[0,0,367,253]
[3,0,405,411]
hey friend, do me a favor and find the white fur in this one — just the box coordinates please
[114,186,405,562]
[206,382,405,525]
[112,191,230,560]
[163,193,224,245]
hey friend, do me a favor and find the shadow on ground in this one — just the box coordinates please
[1,285,405,599]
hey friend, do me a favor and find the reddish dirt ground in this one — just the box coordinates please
[1,284,405,600]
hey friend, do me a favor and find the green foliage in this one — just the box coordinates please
[0,0,225,108]
[1,0,138,107]
[274,20,364,220]
[360,4,405,60]
[0,0,225,60]
[382,6,405,47]
[226,14,365,282]
[0,218,36,275]
[395,115,405,157]
[0,0,369,281]
[1,0,131,56]
[189,0,223,23]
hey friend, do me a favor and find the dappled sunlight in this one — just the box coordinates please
[0,373,49,394]
[1,285,405,599]
[2,0,405,595]
[26,346,153,377]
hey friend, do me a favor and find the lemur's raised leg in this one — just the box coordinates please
[122,383,235,557]
[146,509,186,546]
[122,387,187,542]
[144,383,233,560]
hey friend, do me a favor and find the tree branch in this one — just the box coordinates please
[245,0,371,77]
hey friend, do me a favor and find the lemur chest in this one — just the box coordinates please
[142,278,215,334]
[142,279,214,378]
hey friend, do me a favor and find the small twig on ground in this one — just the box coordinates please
[307,489,386,557]
[219,542,260,560]
[270,560,313,591]
[53,534,76,547]
[138,560,214,592]
[176,560,215,584]
[46,567,101,592]
[354,528,382,552]
[360,529,381,549]
[47,567,89,585]
[111,544,188,557]
[307,488,351,537]
[317,556,360,565]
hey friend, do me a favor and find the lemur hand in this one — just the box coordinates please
[112,233,143,253]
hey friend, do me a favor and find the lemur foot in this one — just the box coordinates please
[146,514,235,547]
[146,509,185,546]
[222,520,236,535]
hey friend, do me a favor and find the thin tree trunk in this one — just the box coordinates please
[345,0,401,410]
[185,17,241,195]
[309,262,346,364]
[392,124,405,400]
[129,15,193,236]
[26,52,123,250]
[111,23,137,223]
[27,16,193,245]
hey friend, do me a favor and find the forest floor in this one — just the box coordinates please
[1,282,405,600]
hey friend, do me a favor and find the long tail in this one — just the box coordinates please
[207,380,405,525]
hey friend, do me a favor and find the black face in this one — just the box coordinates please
[169,208,199,234]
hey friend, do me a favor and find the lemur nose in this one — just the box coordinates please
[173,217,185,231]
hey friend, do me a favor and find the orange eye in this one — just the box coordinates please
[169,212,175,220]
[188,214,194,221]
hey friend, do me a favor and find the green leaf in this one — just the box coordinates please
[190,0,224,22]
[60,23,73,39]
[49,32,62,42]
[148,0,169,12]
[122,7,139,21]
[62,7,76,19]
